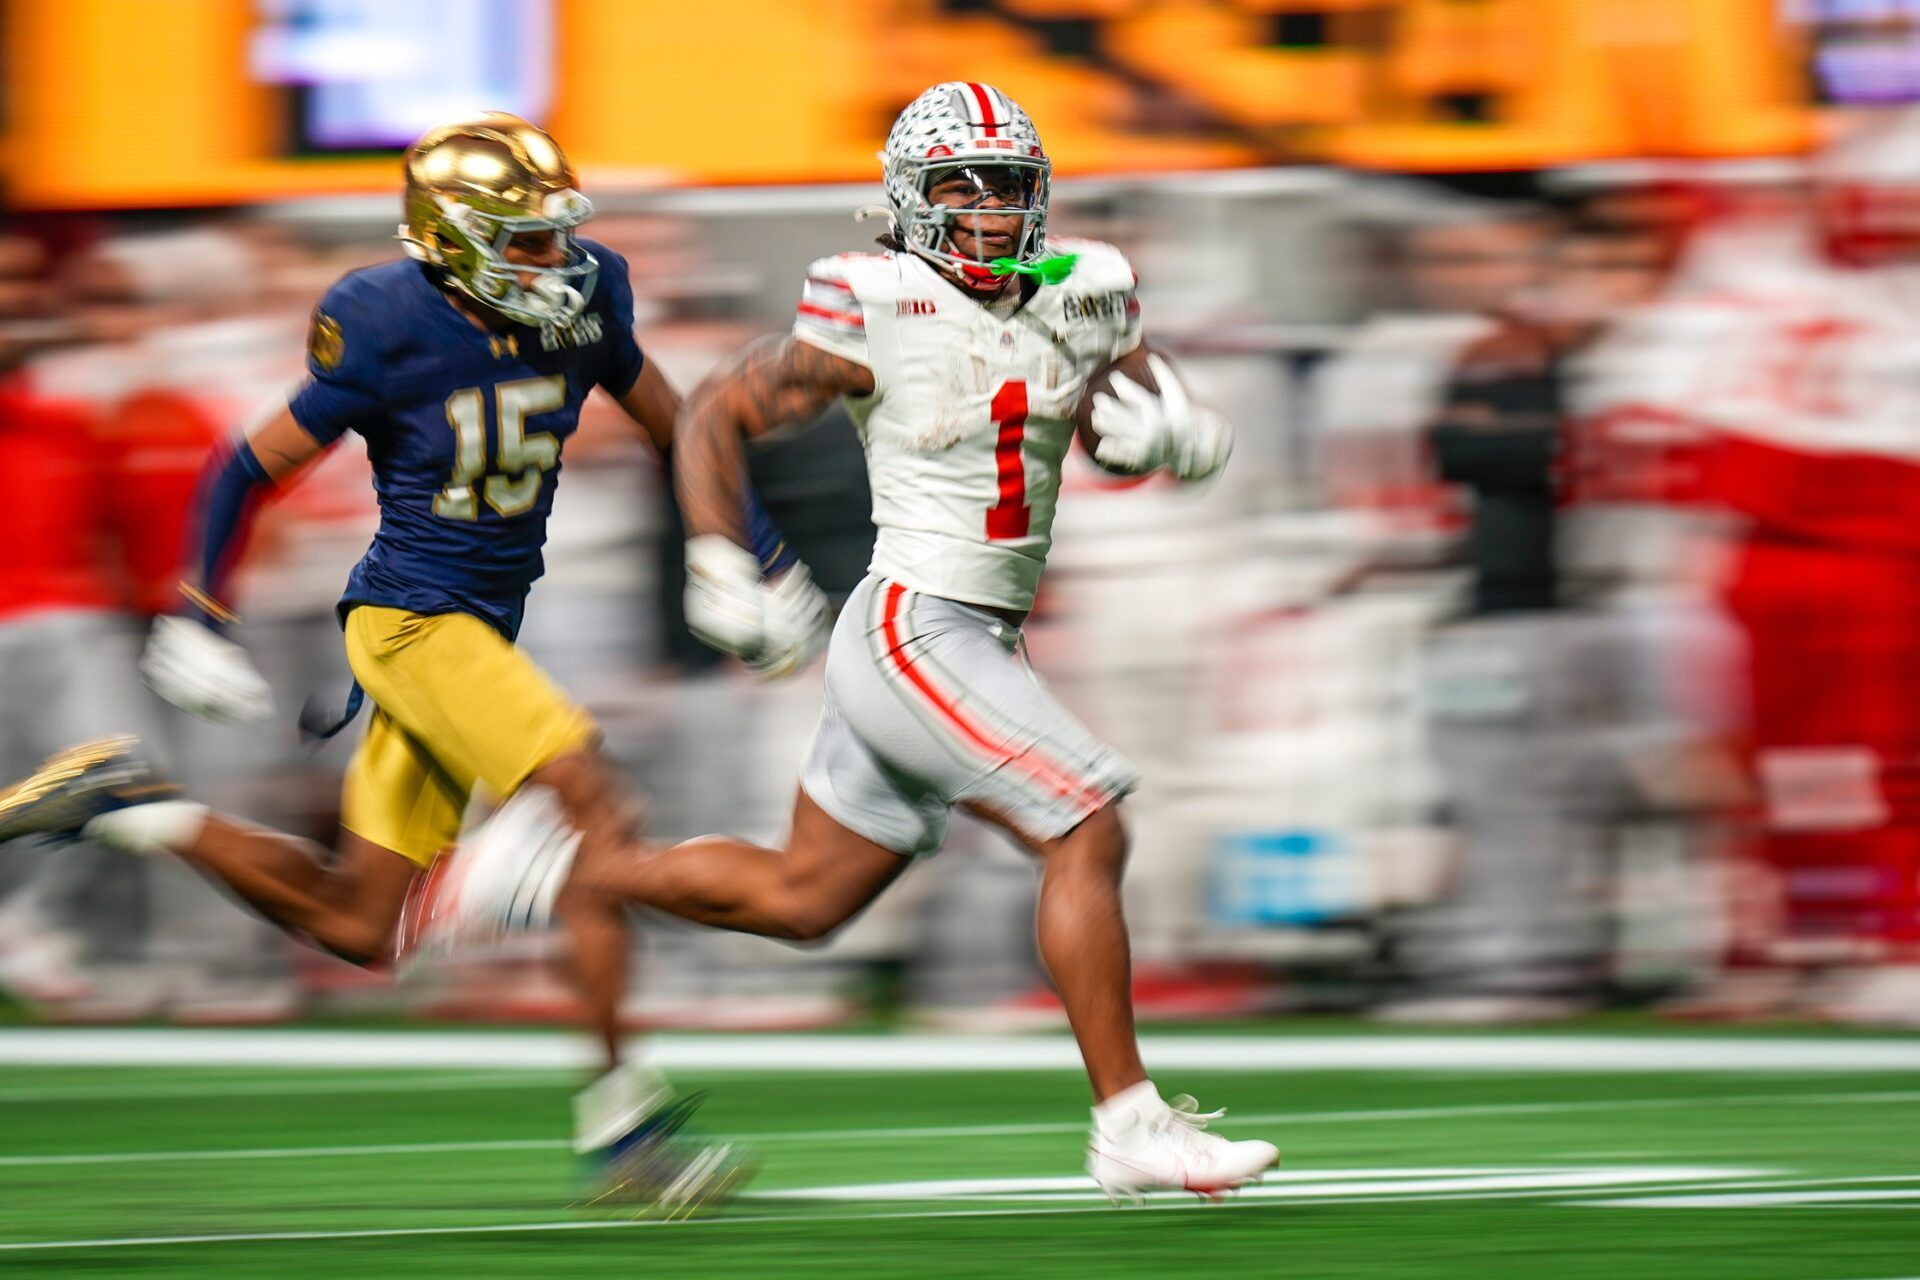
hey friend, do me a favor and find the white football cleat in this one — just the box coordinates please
[1087,1083,1278,1203]
[396,786,581,961]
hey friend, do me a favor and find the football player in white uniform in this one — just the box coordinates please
[456,82,1271,1200]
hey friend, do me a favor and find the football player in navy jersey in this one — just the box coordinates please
[0,113,818,1208]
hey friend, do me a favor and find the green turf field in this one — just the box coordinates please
[1,1027,1918,1277]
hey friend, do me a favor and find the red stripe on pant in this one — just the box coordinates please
[878,582,1103,814]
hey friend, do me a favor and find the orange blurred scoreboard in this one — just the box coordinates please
[2,0,1831,211]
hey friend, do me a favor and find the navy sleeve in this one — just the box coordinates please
[591,244,647,397]
[178,439,274,629]
[288,278,386,444]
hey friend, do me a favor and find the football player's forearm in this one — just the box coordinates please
[179,409,327,627]
[674,396,752,545]
[616,359,680,451]
[178,439,273,627]
[675,335,865,546]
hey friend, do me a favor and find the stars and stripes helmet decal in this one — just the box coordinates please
[880,82,1052,277]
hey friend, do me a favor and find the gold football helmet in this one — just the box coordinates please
[398,112,598,326]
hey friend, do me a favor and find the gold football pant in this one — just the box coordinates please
[339,605,597,866]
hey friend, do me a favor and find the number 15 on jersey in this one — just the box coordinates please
[434,374,566,521]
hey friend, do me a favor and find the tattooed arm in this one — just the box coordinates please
[674,333,876,545]
[675,335,870,674]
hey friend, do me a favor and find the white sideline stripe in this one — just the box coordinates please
[0,1140,560,1168]
[0,1202,1258,1253]
[5,1029,1920,1072]
[615,1086,1920,1143]
[1577,1173,1920,1208]
[1588,1190,1920,1208]
[751,1165,1766,1203]
[0,1167,1776,1253]
[3,1088,1918,1167]
[0,1070,574,1104]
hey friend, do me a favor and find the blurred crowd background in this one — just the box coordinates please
[5,0,1920,1030]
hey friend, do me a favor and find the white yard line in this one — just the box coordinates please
[747,1165,1768,1203]
[0,1139,562,1168]
[1577,1173,1920,1208]
[1588,1189,1920,1208]
[0,1172,1776,1254]
[4,1029,1920,1073]
[745,1088,1920,1144]
[0,1070,573,1104]
[0,1202,1256,1253]
[2,1088,1916,1168]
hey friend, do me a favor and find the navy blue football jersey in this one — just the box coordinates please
[289,239,646,638]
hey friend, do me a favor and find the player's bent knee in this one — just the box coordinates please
[1053,803,1130,876]
[531,751,639,847]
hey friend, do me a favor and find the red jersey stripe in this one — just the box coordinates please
[797,301,865,329]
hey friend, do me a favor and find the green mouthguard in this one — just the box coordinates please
[988,253,1080,285]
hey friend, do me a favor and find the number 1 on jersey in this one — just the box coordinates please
[985,380,1030,541]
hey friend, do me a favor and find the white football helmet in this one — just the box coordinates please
[880,82,1051,279]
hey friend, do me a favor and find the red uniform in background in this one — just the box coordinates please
[1579,254,1920,963]
[0,376,220,623]
[1710,428,1920,960]
[96,388,223,618]
[0,378,118,620]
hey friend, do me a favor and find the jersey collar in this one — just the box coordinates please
[904,252,1038,317]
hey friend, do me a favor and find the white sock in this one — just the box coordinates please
[81,801,208,855]
[573,1060,673,1153]
[1093,1079,1163,1134]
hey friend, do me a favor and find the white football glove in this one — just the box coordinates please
[1170,405,1233,483]
[1089,354,1233,483]
[684,535,831,679]
[756,559,833,679]
[140,615,274,725]
[1089,376,1171,475]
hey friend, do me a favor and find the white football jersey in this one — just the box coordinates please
[792,238,1142,612]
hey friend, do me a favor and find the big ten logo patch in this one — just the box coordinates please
[895,299,938,317]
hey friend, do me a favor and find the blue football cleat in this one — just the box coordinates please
[0,737,178,844]
[578,1093,758,1217]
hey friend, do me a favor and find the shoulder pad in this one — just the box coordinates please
[1048,238,1136,292]
[308,262,407,375]
[803,252,904,302]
